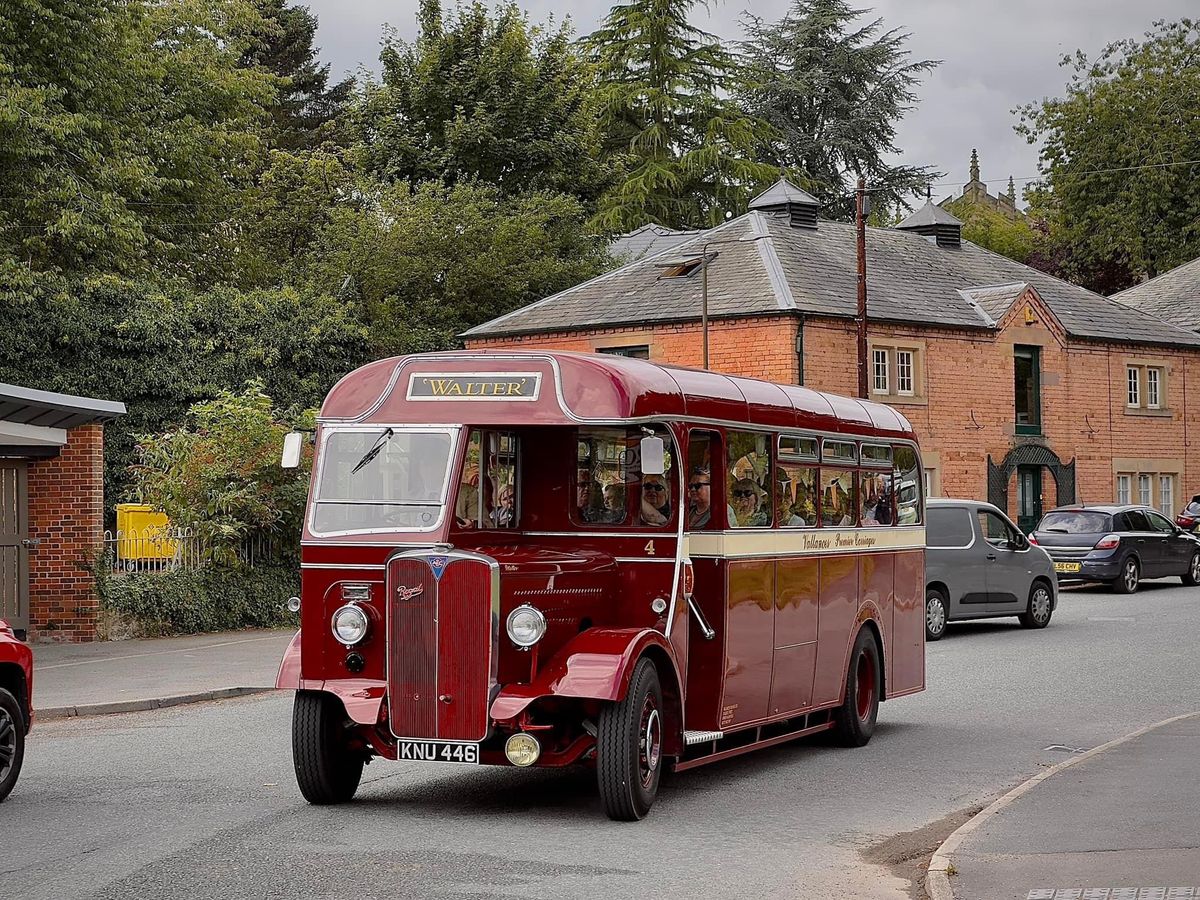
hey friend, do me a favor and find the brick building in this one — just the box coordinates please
[464,178,1200,531]
[0,384,125,640]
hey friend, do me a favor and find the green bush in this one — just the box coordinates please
[96,564,300,636]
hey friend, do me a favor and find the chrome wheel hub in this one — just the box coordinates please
[926,597,946,633]
[638,704,661,789]
[1032,588,1051,623]
[1125,562,1138,591]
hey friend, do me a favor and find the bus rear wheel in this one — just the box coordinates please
[597,657,664,821]
[292,690,364,805]
[831,629,880,748]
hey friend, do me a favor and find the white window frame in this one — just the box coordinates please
[1116,474,1131,505]
[871,348,889,395]
[1138,473,1152,507]
[1146,367,1161,409]
[1159,474,1174,517]
[896,349,915,396]
[1127,366,1140,408]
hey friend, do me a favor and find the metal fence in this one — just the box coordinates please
[100,527,277,575]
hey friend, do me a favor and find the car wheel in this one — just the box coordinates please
[0,687,26,803]
[1113,557,1140,595]
[1183,552,1200,587]
[597,657,664,821]
[925,588,948,642]
[831,629,881,748]
[1019,582,1053,629]
[292,690,365,805]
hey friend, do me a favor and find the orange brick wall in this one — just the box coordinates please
[26,424,104,641]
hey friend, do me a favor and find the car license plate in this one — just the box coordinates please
[396,740,480,764]
[1054,562,1082,573]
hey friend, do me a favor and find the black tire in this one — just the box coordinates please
[0,686,26,803]
[597,658,664,821]
[925,588,948,642]
[292,690,364,805]
[1183,551,1200,586]
[1019,581,1054,629]
[831,629,881,748]
[1113,556,1140,595]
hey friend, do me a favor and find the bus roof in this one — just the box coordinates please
[320,350,915,440]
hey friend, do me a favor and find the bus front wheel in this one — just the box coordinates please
[596,657,664,822]
[292,690,364,804]
[831,629,880,748]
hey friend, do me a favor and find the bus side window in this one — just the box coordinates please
[486,432,518,528]
[728,431,770,528]
[893,445,923,525]
[777,464,817,527]
[820,468,856,527]
[687,429,719,530]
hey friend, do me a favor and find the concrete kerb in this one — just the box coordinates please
[37,686,275,721]
[924,710,1200,900]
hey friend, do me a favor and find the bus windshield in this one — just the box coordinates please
[312,427,457,534]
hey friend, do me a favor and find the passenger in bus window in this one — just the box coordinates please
[860,473,891,526]
[686,467,713,527]
[638,475,672,525]
[821,470,855,527]
[576,467,602,523]
[730,478,769,527]
[599,483,626,524]
[491,484,515,527]
[776,477,806,526]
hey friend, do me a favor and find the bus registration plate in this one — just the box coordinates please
[397,740,480,764]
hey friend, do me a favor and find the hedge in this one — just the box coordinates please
[96,564,300,636]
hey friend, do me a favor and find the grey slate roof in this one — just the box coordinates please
[896,201,963,229]
[0,382,126,429]
[610,224,700,262]
[1113,257,1200,331]
[748,177,821,209]
[957,283,1029,325]
[465,211,1200,348]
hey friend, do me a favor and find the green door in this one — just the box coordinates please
[1016,466,1042,534]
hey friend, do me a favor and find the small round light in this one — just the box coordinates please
[506,605,547,647]
[286,596,301,613]
[332,604,369,645]
[505,733,541,767]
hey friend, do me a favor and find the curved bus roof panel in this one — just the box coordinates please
[318,350,914,439]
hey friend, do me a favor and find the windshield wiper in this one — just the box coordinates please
[350,428,394,475]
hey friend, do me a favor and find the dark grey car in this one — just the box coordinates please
[924,498,1057,641]
[1031,504,1200,593]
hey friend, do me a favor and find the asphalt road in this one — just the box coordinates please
[4,581,1199,900]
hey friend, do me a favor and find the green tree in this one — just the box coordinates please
[0,0,275,275]
[352,1,611,205]
[300,179,611,353]
[128,384,311,565]
[585,0,777,230]
[738,0,940,221]
[942,198,1038,264]
[238,0,353,150]
[1017,19,1200,289]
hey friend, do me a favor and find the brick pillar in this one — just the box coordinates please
[26,424,105,641]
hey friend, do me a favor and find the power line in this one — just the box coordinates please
[926,158,1200,192]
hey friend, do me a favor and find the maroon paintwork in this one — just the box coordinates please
[282,350,924,775]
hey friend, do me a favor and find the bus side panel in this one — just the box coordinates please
[769,557,819,716]
[890,550,925,695]
[812,555,859,707]
[860,552,895,692]
[721,559,775,728]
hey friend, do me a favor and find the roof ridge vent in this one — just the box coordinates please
[896,200,963,248]
[748,176,820,229]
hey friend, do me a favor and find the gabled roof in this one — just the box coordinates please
[465,210,1200,348]
[957,282,1030,325]
[896,201,963,230]
[748,177,820,210]
[1113,257,1200,331]
[0,383,125,429]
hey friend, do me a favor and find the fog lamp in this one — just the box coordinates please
[505,732,541,767]
[331,604,369,645]
[286,596,301,613]
[506,605,547,648]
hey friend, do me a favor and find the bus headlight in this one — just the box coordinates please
[331,604,369,646]
[506,605,547,648]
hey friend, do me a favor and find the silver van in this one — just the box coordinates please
[925,498,1057,640]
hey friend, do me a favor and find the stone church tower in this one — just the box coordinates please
[940,149,1026,221]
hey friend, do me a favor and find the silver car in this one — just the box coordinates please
[924,498,1057,640]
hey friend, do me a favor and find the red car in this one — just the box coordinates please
[1176,495,1200,533]
[0,617,32,802]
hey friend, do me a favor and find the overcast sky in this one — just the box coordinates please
[301,0,1193,205]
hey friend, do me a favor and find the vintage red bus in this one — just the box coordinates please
[277,350,925,820]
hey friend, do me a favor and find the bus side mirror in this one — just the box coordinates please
[640,436,665,475]
[281,432,304,469]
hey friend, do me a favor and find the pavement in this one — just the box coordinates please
[930,711,1200,900]
[22,626,1200,899]
[31,629,296,718]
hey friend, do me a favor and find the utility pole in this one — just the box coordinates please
[855,177,869,399]
[701,242,710,369]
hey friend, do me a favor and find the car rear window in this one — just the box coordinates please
[927,507,973,548]
[1037,511,1112,534]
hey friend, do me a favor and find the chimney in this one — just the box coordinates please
[748,177,821,229]
[896,200,964,249]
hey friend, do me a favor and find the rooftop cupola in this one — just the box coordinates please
[896,199,964,249]
[748,176,821,229]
